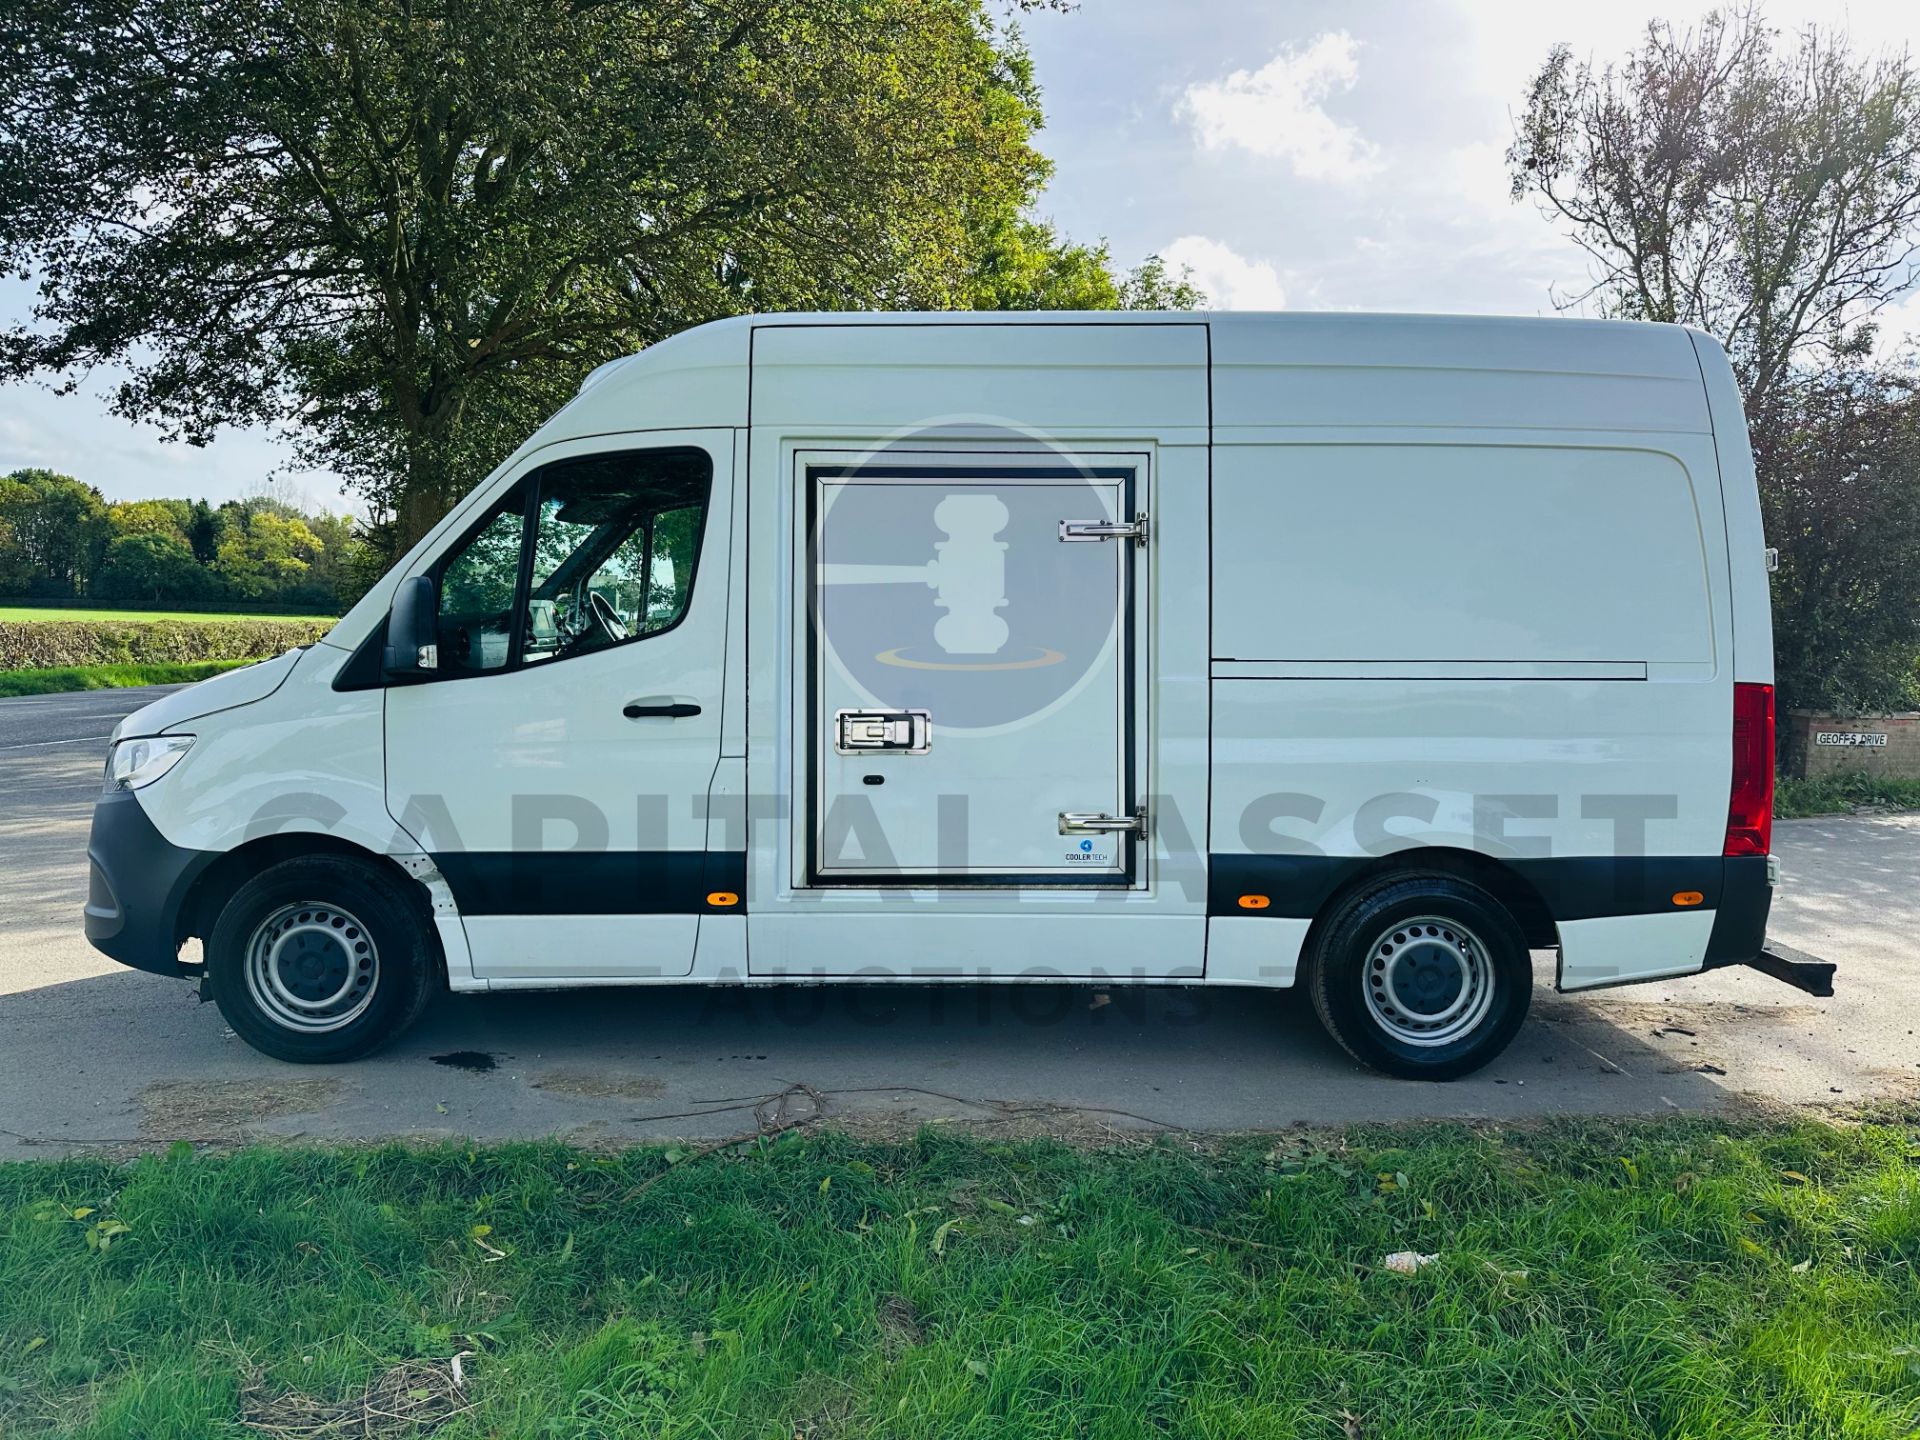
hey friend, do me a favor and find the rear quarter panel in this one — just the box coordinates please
[1205,319,1735,990]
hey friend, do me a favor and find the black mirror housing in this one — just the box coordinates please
[382,575,439,677]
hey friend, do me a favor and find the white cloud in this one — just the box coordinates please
[1177,32,1382,181]
[1160,236,1288,310]
[1026,1,1920,326]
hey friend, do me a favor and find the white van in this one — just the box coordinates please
[83,312,1819,1078]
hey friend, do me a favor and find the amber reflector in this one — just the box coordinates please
[1672,891,1704,907]
[706,891,740,907]
[1237,894,1271,910]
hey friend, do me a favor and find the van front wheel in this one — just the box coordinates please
[1305,873,1532,1080]
[206,855,438,1063]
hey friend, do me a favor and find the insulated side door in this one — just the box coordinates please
[809,453,1140,883]
[742,320,1212,980]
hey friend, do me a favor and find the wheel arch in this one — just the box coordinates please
[179,834,436,954]
[1301,847,1558,961]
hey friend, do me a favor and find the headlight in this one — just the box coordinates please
[105,734,195,791]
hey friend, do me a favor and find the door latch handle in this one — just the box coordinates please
[1058,808,1148,836]
[623,701,702,719]
[1059,515,1148,545]
[834,708,931,754]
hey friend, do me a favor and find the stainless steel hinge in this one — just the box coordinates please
[1764,546,1779,573]
[1059,514,1149,546]
[1058,807,1149,837]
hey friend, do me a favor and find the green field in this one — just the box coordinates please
[0,661,256,698]
[2,1117,1916,1438]
[0,606,337,625]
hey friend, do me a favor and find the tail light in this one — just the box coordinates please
[1724,682,1775,856]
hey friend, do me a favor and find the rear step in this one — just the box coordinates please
[1744,940,1835,998]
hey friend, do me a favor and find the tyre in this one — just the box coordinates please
[206,854,439,1063]
[1305,871,1532,1080]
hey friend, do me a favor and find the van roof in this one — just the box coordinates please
[561,310,1711,441]
[580,308,1699,381]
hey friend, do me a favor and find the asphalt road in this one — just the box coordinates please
[2,686,1915,1156]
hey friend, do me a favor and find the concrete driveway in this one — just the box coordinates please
[2,686,1915,1156]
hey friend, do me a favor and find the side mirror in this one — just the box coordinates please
[382,574,439,677]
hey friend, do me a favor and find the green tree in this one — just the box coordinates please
[183,500,225,567]
[1760,364,1920,717]
[964,216,1130,311]
[298,510,369,608]
[1116,253,1207,311]
[1508,10,1920,422]
[106,499,193,545]
[962,217,1207,311]
[0,514,29,593]
[0,468,111,595]
[213,510,326,599]
[1,0,1129,557]
[1508,11,1920,724]
[92,530,213,604]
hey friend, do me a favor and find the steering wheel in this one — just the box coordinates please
[586,588,629,643]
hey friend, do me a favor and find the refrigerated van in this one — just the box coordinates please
[83,311,1812,1078]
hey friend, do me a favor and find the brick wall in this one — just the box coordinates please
[1785,711,1920,779]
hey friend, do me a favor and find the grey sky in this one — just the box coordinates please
[2,0,1915,511]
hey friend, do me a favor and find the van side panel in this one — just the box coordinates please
[1210,671,1729,859]
[1213,443,1715,666]
[749,321,1208,435]
[1208,313,1712,434]
[1690,332,1775,685]
[1205,318,1737,992]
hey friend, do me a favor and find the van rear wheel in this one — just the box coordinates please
[206,854,438,1063]
[1305,872,1531,1080]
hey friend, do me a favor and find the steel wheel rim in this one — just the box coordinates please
[243,902,379,1034]
[1362,914,1495,1048]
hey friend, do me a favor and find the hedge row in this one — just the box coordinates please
[0,619,334,670]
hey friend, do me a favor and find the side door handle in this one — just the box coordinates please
[623,700,702,719]
[1058,808,1149,836]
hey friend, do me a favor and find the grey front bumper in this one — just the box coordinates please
[84,790,216,978]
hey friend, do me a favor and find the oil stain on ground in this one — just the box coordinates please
[429,1051,498,1072]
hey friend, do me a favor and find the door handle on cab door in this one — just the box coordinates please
[623,699,702,719]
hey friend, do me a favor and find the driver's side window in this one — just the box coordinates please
[435,489,527,675]
[431,445,711,677]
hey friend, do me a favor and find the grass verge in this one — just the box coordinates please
[0,606,335,625]
[2,1118,1917,1438]
[1776,771,1920,818]
[0,660,254,698]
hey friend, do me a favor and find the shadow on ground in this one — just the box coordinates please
[2,962,1744,1154]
